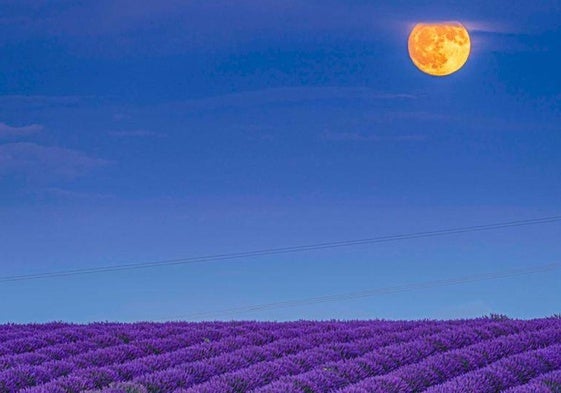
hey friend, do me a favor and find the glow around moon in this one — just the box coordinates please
[408,22,471,76]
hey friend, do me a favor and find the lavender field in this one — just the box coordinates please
[0,318,560,393]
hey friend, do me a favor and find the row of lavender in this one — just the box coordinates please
[4,321,415,392]
[0,318,559,393]
[1,321,407,391]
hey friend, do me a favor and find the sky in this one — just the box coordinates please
[0,0,560,323]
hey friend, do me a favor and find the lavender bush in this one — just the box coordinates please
[0,318,558,392]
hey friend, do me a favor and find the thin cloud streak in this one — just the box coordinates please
[109,130,166,138]
[0,122,43,138]
[163,87,416,113]
[322,131,426,142]
[464,21,520,34]
[0,142,110,180]
[40,187,115,200]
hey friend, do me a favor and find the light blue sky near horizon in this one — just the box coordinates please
[0,0,560,323]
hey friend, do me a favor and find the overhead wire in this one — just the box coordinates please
[1,215,560,284]
[162,262,561,320]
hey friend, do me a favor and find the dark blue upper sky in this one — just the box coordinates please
[1,0,560,323]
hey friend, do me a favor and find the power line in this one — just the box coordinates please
[163,262,561,321]
[1,215,560,284]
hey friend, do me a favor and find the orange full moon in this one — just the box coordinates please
[408,22,471,76]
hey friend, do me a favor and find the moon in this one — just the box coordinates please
[408,22,471,76]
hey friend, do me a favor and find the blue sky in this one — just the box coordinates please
[0,0,560,323]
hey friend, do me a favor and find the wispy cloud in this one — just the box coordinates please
[0,142,110,180]
[322,131,426,142]
[464,21,520,35]
[112,113,132,121]
[461,20,552,53]
[0,95,86,109]
[40,187,114,200]
[0,122,43,138]
[109,130,166,138]
[164,87,416,113]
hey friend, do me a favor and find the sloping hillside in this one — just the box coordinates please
[1,318,561,393]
